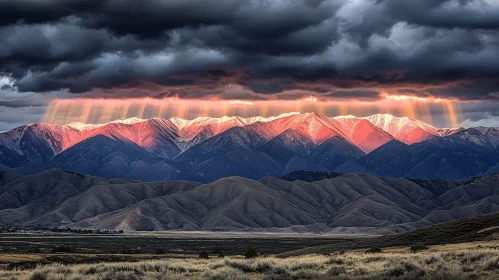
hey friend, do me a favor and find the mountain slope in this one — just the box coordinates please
[258,129,315,166]
[1,113,498,181]
[31,180,201,227]
[372,134,499,179]
[0,123,84,167]
[169,113,301,150]
[78,118,182,159]
[19,135,180,181]
[188,150,282,182]
[356,140,408,171]
[73,177,322,231]
[0,170,113,224]
[279,210,499,257]
[364,114,440,144]
[242,112,350,144]
[0,113,300,166]
[173,126,268,165]
[308,137,365,170]
[332,116,395,153]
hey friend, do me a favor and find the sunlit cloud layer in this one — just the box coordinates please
[42,96,465,128]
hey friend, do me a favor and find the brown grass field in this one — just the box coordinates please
[1,240,499,280]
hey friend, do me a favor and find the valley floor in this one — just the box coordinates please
[1,240,499,279]
[0,232,373,256]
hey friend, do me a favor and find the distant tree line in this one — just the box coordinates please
[0,226,124,234]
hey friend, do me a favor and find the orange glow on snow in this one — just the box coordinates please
[228,100,254,105]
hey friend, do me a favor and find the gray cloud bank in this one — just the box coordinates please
[0,0,497,99]
[0,0,499,130]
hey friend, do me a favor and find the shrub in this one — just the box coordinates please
[485,257,499,270]
[51,245,74,253]
[255,261,274,273]
[167,264,187,273]
[199,251,210,259]
[291,269,322,279]
[207,267,250,280]
[263,270,290,280]
[97,270,142,280]
[262,266,290,280]
[225,261,255,273]
[365,247,382,254]
[245,247,258,259]
[326,265,346,276]
[364,256,384,263]
[213,248,223,255]
[384,260,425,278]
[410,245,429,252]
[326,257,345,265]
[289,262,321,271]
[29,271,46,280]
[353,267,368,276]
[212,248,224,258]
[29,248,41,253]
[461,251,495,264]
[426,271,466,280]
[155,249,166,255]
[462,265,474,272]
[425,256,439,264]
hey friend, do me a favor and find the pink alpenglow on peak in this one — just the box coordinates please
[0,113,466,161]
[332,116,395,153]
[363,114,440,145]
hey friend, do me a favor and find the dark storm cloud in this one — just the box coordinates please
[427,80,499,100]
[383,0,499,30]
[0,0,498,101]
[0,0,338,38]
[0,0,101,26]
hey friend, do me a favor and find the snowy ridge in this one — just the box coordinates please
[363,114,440,135]
[1,113,498,162]
[66,122,104,131]
[363,114,440,144]
[1,113,499,182]
[110,117,147,125]
[331,116,395,153]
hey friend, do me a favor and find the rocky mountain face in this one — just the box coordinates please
[1,169,498,233]
[1,113,498,182]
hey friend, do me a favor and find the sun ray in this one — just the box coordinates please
[41,95,462,128]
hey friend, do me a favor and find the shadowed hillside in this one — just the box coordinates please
[1,170,498,234]
[280,210,499,257]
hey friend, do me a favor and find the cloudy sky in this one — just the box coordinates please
[1,0,499,131]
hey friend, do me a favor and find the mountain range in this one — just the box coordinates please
[1,113,498,182]
[1,169,498,233]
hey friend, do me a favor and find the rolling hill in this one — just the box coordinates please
[1,170,498,233]
[279,210,499,257]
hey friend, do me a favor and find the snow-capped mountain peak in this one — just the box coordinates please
[363,114,439,144]
[2,112,497,167]
[110,117,147,125]
[65,122,104,131]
